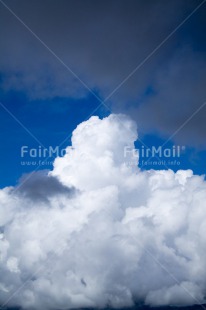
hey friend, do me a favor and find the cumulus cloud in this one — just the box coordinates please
[0,114,206,309]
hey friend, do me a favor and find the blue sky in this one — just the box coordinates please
[1,1,206,309]
[0,86,206,188]
[0,90,109,187]
[0,0,205,188]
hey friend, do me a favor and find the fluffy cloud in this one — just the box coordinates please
[0,114,206,309]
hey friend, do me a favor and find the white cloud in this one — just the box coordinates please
[0,114,206,309]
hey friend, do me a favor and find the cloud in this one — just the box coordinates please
[1,0,183,98]
[0,114,206,309]
[126,47,206,147]
[1,0,206,146]
[16,170,76,202]
[2,0,200,100]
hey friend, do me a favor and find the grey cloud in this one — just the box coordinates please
[128,48,206,147]
[0,0,205,146]
[0,0,197,98]
[16,170,76,202]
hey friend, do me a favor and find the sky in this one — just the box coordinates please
[0,0,206,187]
[0,0,206,309]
